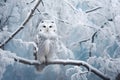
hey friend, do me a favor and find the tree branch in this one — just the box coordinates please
[26,0,36,4]
[63,0,78,13]
[69,38,90,48]
[79,38,91,44]
[91,31,99,43]
[0,0,42,48]
[86,7,102,13]
[12,55,110,80]
[26,0,44,6]
[88,30,100,57]
[53,16,71,24]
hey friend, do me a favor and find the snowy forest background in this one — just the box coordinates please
[0,0,120,80]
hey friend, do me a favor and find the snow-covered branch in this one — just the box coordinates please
[69,39,90,48]
[63,0,102,14]
[63,0,78,13]
[0,0,42,48]
[53,16,71,24]
[12,55,110,80]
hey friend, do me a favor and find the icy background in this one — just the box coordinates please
[0,0,120,80]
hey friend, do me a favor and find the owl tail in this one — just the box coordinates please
[35,64,46,72]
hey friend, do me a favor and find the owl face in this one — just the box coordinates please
[38,20,57,34]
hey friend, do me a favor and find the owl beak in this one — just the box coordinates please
[46,28,49,32]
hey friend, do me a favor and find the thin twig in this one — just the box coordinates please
[12,55,110,80]
[41,0,44,6]
[63,0,78,13]
[35,10,71,25]
[37,8,41,13]
[64,0,102,14]
[91,30,100,43]
[26,0,36,4]
[0,0,42,48]
[69,38,90,48]
[53,16,71,24]
[89,30,100,57]
[26,0,44,6]
[79,38,91,44]
[79,71,89,75]
[86,7,102,13]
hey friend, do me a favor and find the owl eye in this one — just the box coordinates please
[49,26,52,28]
[43,26,46,28]
[41,21,44,23]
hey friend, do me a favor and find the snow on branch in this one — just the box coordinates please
[53,16,71,24]
[63,0,102,14]
[0,0,42,48]
[63,0,78,13]
[12,55,110,80]
[69,38,90,48]
[35,10,71,25]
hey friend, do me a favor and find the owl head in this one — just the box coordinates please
[37,20,57,35]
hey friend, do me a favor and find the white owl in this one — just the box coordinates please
[34,20,58,72]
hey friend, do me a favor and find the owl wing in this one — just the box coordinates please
[34,35,47,72]
[37,35,48,63]
[34,35,46,48]
[34,35,45,60]
[34,35,39,60]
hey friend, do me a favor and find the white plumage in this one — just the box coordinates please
[34,20,58,72]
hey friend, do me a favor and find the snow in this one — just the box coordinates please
[87,56,120,80]
[0,49,15,80]
[0,0,120,80]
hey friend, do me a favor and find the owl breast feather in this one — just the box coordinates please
[37,33,57,56]
[44,39,51,54]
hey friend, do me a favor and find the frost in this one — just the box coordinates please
[71,72,88,80]
[87,56,96,65]
[88,56,120,80]
[0,0,120,80]
[56,40,74,59]
[0,49,15,80]
[66,66,88,80]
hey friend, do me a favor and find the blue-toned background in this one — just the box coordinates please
[0,0,120,80]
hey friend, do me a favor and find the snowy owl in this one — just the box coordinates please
[34,20,58,72]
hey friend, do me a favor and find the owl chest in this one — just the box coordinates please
[38,39,55,54]
[44,39,50,54]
